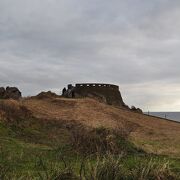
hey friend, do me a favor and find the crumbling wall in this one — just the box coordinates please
[64,83,126,107]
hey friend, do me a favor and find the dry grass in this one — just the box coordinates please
[82,154,179,180]
[0,99,32,122]
[1,96,180,157]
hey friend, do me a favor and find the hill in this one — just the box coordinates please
[0,93,180,178]
[1,94,180,156]
[27,96,180,156]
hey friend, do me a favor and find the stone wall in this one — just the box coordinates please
[63,83,126,107]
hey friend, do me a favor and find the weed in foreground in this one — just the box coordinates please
[0,152,179,180]
[81,155,179,180]
[131,158,180,180]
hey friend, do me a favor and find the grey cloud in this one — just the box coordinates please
[0,0,180,110]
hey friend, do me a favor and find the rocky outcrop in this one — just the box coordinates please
[62,83,143,112]
[35,91,60,99]
[62,83,126,107]
[131,106,143,114]
[0,87,22,100]
[0,87,5,97]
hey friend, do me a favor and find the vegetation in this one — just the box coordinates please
[0,99,180,179]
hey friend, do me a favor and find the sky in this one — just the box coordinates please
[0,0,180,111]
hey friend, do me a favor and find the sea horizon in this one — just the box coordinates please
[144,112,180,122]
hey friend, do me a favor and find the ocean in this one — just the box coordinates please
[144,112,180,122]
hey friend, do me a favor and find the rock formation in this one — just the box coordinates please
[131,106,143,114]
[62,83,143,113]
[36,91,60,99]
[0,87,5,97]
[0,87,22,100]
[62,83,127,107]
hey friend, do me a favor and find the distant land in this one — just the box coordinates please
[144,112,180,122]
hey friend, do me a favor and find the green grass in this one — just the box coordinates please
[0,118,180,179]
[0,118,75,178]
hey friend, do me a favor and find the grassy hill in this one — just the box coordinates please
[23,94,180,156]
[0,93,180,179]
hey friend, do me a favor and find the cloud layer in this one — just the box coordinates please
[0,0,180,111]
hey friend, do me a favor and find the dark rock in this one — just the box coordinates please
[122,104,130,109]
[136,108,143,114]
[36,91,59,99]
[3,87,22,100]
[131,106,143,114]
[131,106,136,111]
[0,87,5,98]
[62,87,66,95]
[62,83,126,107]
[68,84,73,90]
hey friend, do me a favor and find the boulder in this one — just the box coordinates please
[3,87,22,100]
[136,108,143,114]
[131,106,143,114]
[36,91,59,99]
[0,87,5,98]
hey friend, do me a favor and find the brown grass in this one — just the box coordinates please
[0,99,32,122]
[1,96,180,157]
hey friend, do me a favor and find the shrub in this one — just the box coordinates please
[71,126,114,154]
[70,125,141,155]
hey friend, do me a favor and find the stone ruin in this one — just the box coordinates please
[62,83,143,113]
[0,86,22,100]
[62,83,127,107]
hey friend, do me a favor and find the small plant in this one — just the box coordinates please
[70,125,140,155]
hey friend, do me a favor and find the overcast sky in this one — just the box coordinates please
[0,0,180,111]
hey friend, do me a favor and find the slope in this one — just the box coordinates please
[20,96,180,157]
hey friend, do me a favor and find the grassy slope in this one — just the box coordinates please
[0,96,180,178]
[22,97,180,157]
